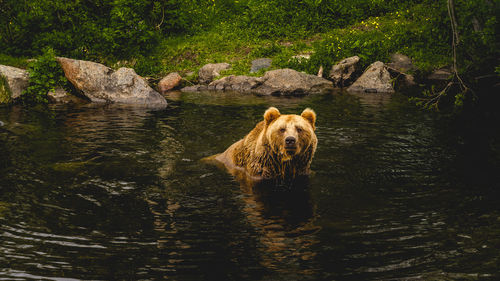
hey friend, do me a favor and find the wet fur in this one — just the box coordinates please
[214,108,317,180]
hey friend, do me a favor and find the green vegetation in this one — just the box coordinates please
[0,54,29,69]
[21,48,69,105]
[0,75,12,104]
[0,0,498,109]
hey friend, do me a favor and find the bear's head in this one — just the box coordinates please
[263,107,317,161]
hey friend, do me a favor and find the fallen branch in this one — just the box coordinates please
[415,0,475,110]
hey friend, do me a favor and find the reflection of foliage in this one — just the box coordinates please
[0,202,11,217]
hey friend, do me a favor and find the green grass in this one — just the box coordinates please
[0,54,29,69]
[307,7,452,77]
[123,4,451,84]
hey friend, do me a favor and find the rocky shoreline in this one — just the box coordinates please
[0,53,447,108]
[181,54,420,95]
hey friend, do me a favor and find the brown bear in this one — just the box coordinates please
[214,107,317,180]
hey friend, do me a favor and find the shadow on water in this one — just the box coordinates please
[1,90,499,280]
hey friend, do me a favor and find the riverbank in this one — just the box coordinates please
[0,9,452,82]
[0,1,498,111]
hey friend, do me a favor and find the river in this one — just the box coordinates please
[1,90,499,280]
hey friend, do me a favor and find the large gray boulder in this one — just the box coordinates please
[198,63,231,84]
[329,56,361,88]
[348,61,395,93]
[0,65,29,102]
[256,69,333,96]
[57,57,167,108]
[184,68,334,96]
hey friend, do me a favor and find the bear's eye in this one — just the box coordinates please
[279,128,286,133]
[296,127,303,133]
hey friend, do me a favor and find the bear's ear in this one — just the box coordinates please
[264,107,280,125]
[301,108,316,130]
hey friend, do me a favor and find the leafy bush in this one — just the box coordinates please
[21,48,68,104]
[0,0,185,59]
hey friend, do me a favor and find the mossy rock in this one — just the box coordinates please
[0,75,12,104]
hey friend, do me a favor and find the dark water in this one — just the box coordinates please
[1,91,499,280]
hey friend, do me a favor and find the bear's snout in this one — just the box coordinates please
[285,136,296,146]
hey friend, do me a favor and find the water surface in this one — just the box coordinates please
[1,91,499,280]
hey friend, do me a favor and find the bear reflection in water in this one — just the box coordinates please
[230,167,320,275]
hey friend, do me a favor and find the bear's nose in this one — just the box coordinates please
[285,136,296,145]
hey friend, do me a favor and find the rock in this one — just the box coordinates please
[181,84,209,92]
[348,61,394,93]
[256,69,333,96]
[398,73,416,90]
[427,68,452,81]
[329,56,361,88]
[0,65,29,102]
[209,75,263,91]
[386,53,414,73]
[47,87,67,103]
[158,72,182,93]
[57,57,167,108]
[250,58,272,73]
[183,68,334,96]
[47,87,87,104]
[182,69,334,96]
[386,67,417,91]
[385,54,417,91]
[425,67,453,90]
[198,63,231,84]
